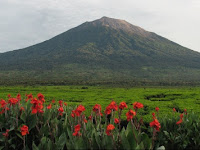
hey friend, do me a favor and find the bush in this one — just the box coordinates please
[156,111,200,150]
[0,93,198,150]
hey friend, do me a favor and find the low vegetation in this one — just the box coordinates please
[0,91,200,149]
[0,86,200,122]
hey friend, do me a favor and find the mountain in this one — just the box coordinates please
[0,16,200,85]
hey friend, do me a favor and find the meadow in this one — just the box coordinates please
[1,85,200,149]
[0,85,199,122]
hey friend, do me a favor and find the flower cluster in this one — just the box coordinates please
[126,109,136,121]
[2,129,9,137]
[104,101,118,115]
[0,92,193,150]
[133,102,144,110]
[93,104,102,116]
[21,125,29,136]
[106,124,115,136]
[71,105,86,117]
[73,124,81,136]
[31,98,44,114]
[58,100,64,116]
[0,99,9,114]
[149,109,161,131]
[176,113,184,125]
[119,102,128,110]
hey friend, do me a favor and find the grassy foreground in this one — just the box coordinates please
[0,85,199,122]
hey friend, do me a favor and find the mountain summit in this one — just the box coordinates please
[85,16,150,37]
[0,17,200,85]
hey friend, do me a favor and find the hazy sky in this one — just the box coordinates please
[0,0,200,52]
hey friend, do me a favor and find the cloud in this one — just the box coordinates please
[0,0,200,52]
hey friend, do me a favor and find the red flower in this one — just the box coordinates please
[180,113,184,119]
[114,118,120,124]
[107,124,115,130]
[0,99,7,108]
[59,100,63,107]
[8,98,18,105]
[31,98,44,114]
[20,107,25,111]
[64,102,67,106]
[47,104,52,109]
[93,104,101,111]
[88,115,92,120]
[8,94,11,98]
[184,109,187,115]
[37,93,45,103]
[73,124,81,136]
[105,105,112,115]
[173,108,176,112]
[152,112,156,119]
[93,104,102,116]
[2,129,9,137]
[32,108,37,114]
[104,101,118,115]
[58,107,64,116]
[119,102,128,110]
[84,119,88,123]
[71,110,75,118]
[106,124,115,136]
[30,98,38,104]
[133,102,143,110]
[17,93,21,101]
[72,131,81,136]
[26,94,33,102]
[149,119,161,131]
[126,109,136,121]
[58,107,64,112]
[155,107,159,112]
[109,101,118,111]
[21,125,29,136]
[74,105,85,116]
[74,124,81,132]
[176,113,184,125]
[176,119,183,125]
[52,100,55,103]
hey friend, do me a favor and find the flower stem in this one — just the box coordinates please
[23,136,26,150]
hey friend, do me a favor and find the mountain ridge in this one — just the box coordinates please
[0,16,200,85]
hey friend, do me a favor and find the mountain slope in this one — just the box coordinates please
[0,16,200,85]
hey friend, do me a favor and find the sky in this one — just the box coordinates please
[0,0,200,53]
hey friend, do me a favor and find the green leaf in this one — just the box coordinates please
[27,115,37,130]
[163,131,169,138]
[20,112,26,123]
[92,134,100,149]
[40,137,47,145]
[16,132,23,140]
[75,138,87,150]
[47,139,53,150]
[9,126,15,131]
[56,133,66,150]
[120,128,131,150]
[32,141,39,150]
[127,130,137,149]
[0,146,4,150]
[125,122,132,136]
[141,133,151,149]
[102,135,113,150]
[66,127,73,142]
[10,144,16,149]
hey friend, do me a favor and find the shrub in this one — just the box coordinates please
[0,93,198,150]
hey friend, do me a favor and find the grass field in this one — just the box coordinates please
[0,85,199,122]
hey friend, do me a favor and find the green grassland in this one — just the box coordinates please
[0,85,199,122]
